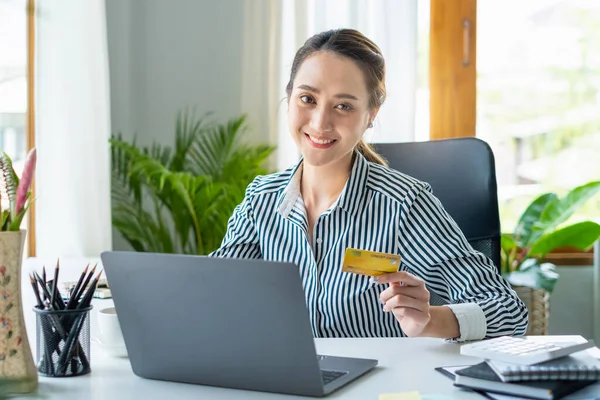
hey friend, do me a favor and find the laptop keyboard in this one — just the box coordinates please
[321,370,347,385]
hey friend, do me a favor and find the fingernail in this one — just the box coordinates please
[400,281,405,287]
[369,277,379,285]
[380,298,385,305]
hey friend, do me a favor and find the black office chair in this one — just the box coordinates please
[372,138,501,274]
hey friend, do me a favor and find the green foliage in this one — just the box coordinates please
[501,181,600,293]
[0,152,31,232]
[110,111,275,255]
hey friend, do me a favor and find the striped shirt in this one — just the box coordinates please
[210,152,528,340]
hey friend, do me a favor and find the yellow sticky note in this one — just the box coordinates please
[379,391,421,400]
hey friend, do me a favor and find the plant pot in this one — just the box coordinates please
[513,285,550,335]
[0,230,38,394]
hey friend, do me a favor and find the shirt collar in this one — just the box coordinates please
[334,151,370,216]
[276,160,304,218]
[277,151,370,218]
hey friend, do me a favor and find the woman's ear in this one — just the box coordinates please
[368,107,380,127]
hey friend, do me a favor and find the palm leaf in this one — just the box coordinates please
[110,111,276,255]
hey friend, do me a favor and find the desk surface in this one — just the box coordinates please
[28,337,482,399]
[18,258,600,399]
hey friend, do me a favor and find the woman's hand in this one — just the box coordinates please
[372,271,431,337]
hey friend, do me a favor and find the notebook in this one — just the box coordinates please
[453,362,595,400]
[487,351,600,382]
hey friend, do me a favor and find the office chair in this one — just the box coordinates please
[372,138,502,275]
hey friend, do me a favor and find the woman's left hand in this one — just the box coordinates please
[373,271,431,337]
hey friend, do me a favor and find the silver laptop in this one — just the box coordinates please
[100,251,378,397]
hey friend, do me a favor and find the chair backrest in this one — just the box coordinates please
[372,138,501,273]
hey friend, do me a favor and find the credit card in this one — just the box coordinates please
[341,248,401,276]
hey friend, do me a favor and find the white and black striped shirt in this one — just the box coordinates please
[210,153,528,340]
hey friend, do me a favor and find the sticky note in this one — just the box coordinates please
[341,248,400,277]
[379,391,421,400]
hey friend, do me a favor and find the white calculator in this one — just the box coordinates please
[460,336,595,365]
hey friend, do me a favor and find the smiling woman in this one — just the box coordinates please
[285,29,387,168]
[210,28,529,342]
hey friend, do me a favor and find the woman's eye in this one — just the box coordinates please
[336,103,353,111]
[300,95,315,104]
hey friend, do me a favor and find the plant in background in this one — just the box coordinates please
[0,149,37,231]
[501,181,600,294]
[110,111,275,255]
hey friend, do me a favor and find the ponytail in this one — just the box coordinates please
[355,139,388,167]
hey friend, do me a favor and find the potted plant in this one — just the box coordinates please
[110,110,276,255]
[0,149,38,394]
[501,180,600,335]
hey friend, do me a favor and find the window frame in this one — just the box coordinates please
[27,0,36,256]
[429,0,594,266]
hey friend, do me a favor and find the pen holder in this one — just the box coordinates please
[33,306,92,377]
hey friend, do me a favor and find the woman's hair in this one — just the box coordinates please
[285,28,388,166]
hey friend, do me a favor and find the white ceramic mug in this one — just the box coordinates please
[97,307,125,347]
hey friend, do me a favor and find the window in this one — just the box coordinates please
[0,0,28,172]
[0,0,34,256]
[427,0,597,264]
[477,0,600,230]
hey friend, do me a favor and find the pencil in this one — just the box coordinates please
[30,274,44,309]
[50,259,60,310]
[70,264,97,309]
[76,270,102,310]
[33,271,51,308]
[65,264,89,310]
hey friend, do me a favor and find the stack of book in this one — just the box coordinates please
[452,351,600,400]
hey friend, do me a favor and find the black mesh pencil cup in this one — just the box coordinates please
[34,305,92,377]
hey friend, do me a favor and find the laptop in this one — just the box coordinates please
[100,251,378,397]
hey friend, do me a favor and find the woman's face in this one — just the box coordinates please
[288,51,377,168]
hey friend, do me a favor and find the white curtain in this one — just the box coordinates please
[35,0,112,258]
[241,0,418,171]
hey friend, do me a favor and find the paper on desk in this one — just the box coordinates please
[587,346,600,359]
[379,391,421,400]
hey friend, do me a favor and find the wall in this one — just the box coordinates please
[548,266,596,339]
[105,0,245,250]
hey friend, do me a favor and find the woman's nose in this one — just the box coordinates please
[309,108,333,133]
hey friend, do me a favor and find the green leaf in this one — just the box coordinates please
[110,111,276,256]
[534,181,600,238]
[500,233,518,274]
[506,262,559,293]
[6,331,13,340]
[529,221,600,258]
[8,349,17,357]
[501,233,517,253]
[1,209,9,231]
[3,276,10,286]
[0,152,18,220]
[8,200,32,231]
[514,193,558,247]
[4,303,13,313]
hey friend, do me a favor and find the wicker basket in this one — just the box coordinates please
[513,285,550,335]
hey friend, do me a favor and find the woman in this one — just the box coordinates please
[210,28,528,341]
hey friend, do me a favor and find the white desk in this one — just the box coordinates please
[18,258,600,399]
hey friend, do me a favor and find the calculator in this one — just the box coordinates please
[460,336,595,365]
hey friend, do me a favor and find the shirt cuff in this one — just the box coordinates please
[445,303,487,342]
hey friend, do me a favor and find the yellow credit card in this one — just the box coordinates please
[341,248,401,276]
